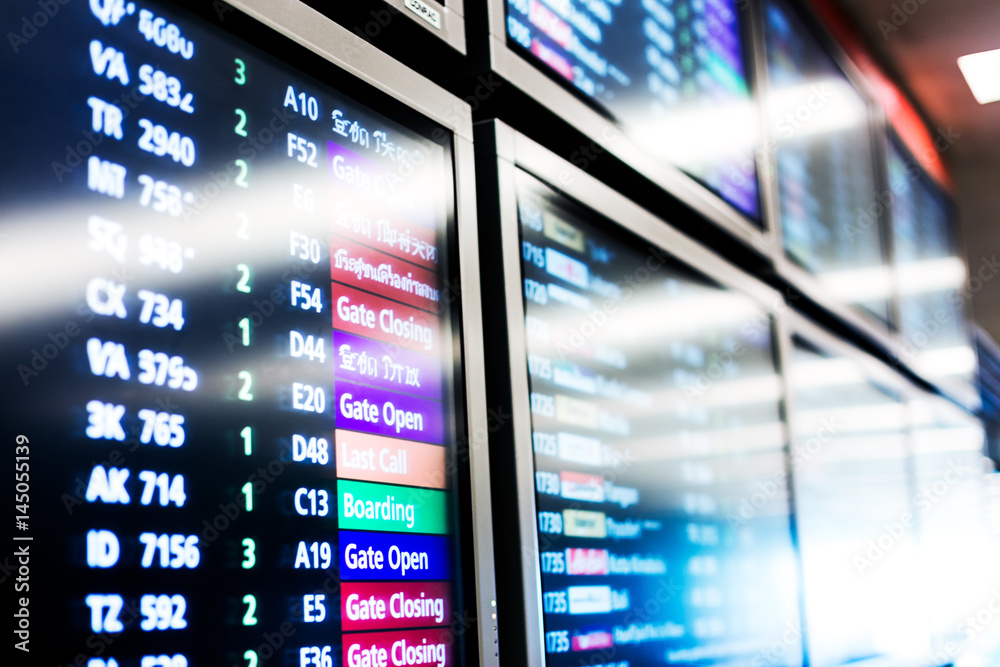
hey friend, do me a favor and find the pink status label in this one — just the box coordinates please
[332,283,440,356]
[341,581,451,631]
[571,630,614,651]
[336,430,447,489]
[566,548,610,576]
[343,627,452,667]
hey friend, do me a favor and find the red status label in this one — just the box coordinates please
[566,548,610,575]
[331,188,439,271]
[332,282,440,356]
[341,581,451,631]
[331,236,440,312]
[529,0,572,49]
[343,627,452,667]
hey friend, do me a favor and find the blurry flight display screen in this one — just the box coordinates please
[910,400,995,655]
[888,139,974,385]
[764,0,889,323]
[514,170,801,665]
[789,340,930,666]
[504,0,762,220]
[0,1,467,665]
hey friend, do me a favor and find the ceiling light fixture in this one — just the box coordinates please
[958,48,1000,104]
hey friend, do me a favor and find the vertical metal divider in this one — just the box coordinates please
[902,393,940,661]
[454,133,501,667]
[472,119,546,666]
[747,0,784,262]
[869,106,903,343]
[774,306,812,667]
[494,125,548,667]
[754,0,903,348]
[751,4,812,656]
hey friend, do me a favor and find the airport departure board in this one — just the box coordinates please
[788,339,930,666]
[764,0,888,323]
[504,0,761,220]
[0,1,469,666]
[513,170,801,665]
[888,139,972,385]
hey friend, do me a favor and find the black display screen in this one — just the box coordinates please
[1,1,469,666]
[764,0,889,323]
[504,0,761,221]
[514,169,801,665]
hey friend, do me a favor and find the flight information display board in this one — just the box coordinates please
[504,0,761,220]
[788,338,929,666]
[513,169,800,665]
[888,138,973,387]
[910,399,994,658]
[764,0,888,324]
[0,1,469,665]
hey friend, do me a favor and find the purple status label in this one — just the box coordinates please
[328,140,437,230]
[335,379,445,445]
[333,331,443,401]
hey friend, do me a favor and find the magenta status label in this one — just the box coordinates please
[341,581,451,631]
[332,282,440,356]
[343,627,452,667]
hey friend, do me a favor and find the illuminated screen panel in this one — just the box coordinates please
[887,139,975,387]
[763,0,889,324]
[788,339,930,666]
[504,0,762,221]
[910,400,993,654]
[0,1,468,665]
[514,170,800,665]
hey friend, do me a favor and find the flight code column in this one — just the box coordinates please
[518,201,650,663]
[81,3,201,667]
[326,130,454,667]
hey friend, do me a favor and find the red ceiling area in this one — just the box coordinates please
[808,0,954,191]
